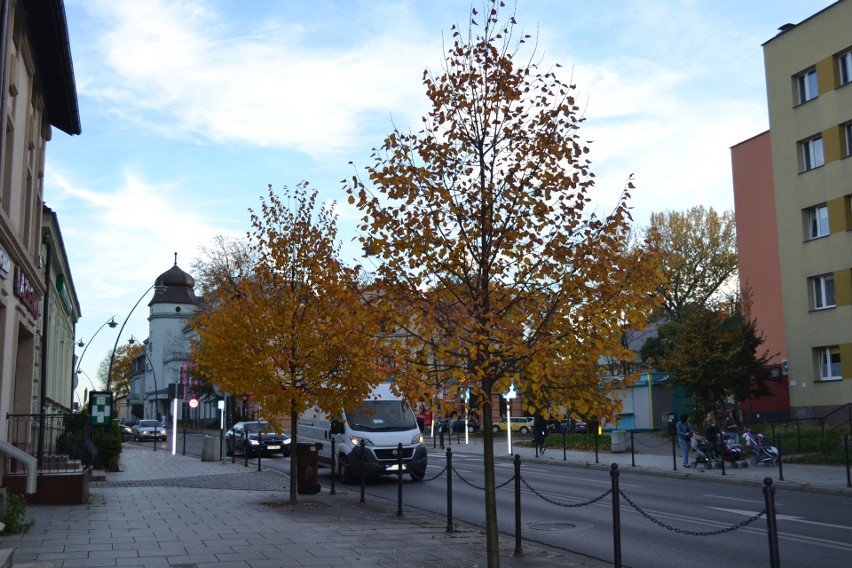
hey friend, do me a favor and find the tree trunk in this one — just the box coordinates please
[289,402,298,504]
[481,394,500,567]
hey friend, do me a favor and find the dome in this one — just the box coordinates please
[149,258,199,307]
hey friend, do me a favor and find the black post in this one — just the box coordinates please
[219,408,224,464]
[844,435,851,488]
[396,442,404,517]
[330,438,337,495]
[594,429,599,464]
[359,439,366,504]
[611,464,622,568]
[763,477,780,568]
[514,454,522,556]
[183,413,187,456]
[243,430,248,468]
[630,430,635,467]
[672,430,677,471]
[563,427,567,461]
[446,447,454,533]
[439,420,445,450]
[257,427,263,472]
[231,428,235,463]
[775,433,784,481]
[719,438,726,476]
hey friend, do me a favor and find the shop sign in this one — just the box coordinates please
[0,247,10,279]
[14,266,39,317]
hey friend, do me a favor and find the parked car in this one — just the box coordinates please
[449,415,480,433]
[132,419,166,442]
[547,418,588,434]
[225,421,291,457]
[116,422,134,442]
[491,416,533,434]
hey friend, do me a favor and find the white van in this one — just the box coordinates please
[298,383,427,482]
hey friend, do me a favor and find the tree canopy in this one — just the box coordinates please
[346,3,662,564]
[190,184,386,503]
[97,342,143,398]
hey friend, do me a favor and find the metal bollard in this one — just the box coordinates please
[671,430,677,471]
[719,438,726,476]
[243,430,248,468]
[514,454,522,556]
[763,478,780,568]
[630,430,635,467]
[396,443,404,517]
[844,435,851,488]
[446,448,454,532]
[359,439,366,504]
[563,427,567,461]
[611,463,622,568]
[257,428,263,472]
[330,438,336,495]
[775,433,784,481]
[594,430,599,464]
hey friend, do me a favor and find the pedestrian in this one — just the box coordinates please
[703,411,718,447]
[724,410,741,442]
[676,413,694,467]
[533,414,547,455]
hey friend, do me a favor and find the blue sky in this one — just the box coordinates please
[54,0,834,398]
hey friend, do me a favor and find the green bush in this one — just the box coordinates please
[55,414,123,471]
[2,491,34,534]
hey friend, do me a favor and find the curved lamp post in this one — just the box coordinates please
[73,316,117,405]
[129,335,160,452]
[106,284,166,393]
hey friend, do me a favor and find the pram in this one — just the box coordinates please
[689,434,719,469]
[743,429,779,466]
[720,435,749,468]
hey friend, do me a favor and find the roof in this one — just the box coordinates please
[19,0,81,135]
[149,262,200,307]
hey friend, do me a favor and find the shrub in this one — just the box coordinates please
[2,491,34,534]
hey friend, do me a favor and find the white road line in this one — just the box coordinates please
[707,507,852,531]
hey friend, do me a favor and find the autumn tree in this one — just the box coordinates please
[345,4,662,564]
[640,289,774,414]
[645,206,737,320]
[97,342,144,398]
[190,184,385,504]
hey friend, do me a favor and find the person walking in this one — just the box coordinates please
[533,414,548,455]
[676,413,694,467]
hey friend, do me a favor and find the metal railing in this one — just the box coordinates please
[4,413,96,475]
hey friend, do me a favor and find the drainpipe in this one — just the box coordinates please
[0,0,11,177]
[38,238,51,469]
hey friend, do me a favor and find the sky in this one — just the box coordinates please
[53,0,836,401]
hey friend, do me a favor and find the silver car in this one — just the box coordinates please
[132,419,166,442]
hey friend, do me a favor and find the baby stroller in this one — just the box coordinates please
[720,435,748,468]
[690,434,719,469]
[743,429,779,465]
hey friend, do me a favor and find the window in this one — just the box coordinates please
[817,346,841,381]
[846,122,852,157]
[811,273,835,310]
[806,204,830,239]
[840,50,852,86]
[796,69,818,103]
[801,136,824,171]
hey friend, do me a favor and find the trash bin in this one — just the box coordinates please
[611,430,629,453]
[201,434,219,461]
[296,443,322,494]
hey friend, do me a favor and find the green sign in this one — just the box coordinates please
[89,391,113,426]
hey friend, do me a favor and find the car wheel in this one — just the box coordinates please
[409,470,424,482]
[491,425,501,433]
[337,458,355,484]
[468,425,476,433]
[225,442,233,457]
[519,426,529,434]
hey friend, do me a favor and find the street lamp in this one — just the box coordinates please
[74,316,117,407]
[106,284,166,393]
[129,335,160,452]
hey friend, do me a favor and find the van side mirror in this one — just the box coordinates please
[330,419,344,435]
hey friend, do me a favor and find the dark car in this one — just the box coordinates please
[449,415,480,433]
[225,421,291,457]
[117,422,134,442]
[547,418,588,434]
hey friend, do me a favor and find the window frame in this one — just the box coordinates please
[801,136,825,171]
[845,122,852,157]
[811,273,836,310]
[806,204,830,239]
[796,69,818,104]
[840,50,852,86]
[817,346,842,381]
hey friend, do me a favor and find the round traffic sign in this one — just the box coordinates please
[188,398,199,409]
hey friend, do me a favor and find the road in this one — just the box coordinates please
[134,435,852,568]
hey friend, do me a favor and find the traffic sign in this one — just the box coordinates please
[188,398,199,409]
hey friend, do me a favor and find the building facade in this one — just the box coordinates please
[735,0,852,420]
[0,0,80,439]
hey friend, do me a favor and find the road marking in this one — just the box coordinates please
[703,494,767,505]
[707,507,852,531]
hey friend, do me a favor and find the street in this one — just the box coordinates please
[140,434,852,568]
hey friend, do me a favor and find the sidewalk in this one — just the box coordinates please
[2,434,850,567]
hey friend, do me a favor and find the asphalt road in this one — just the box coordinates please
[132,434,852,568]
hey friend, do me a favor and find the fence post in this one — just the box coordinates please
[563,427,567,461]
[446,447,454,532]
[359,439,366,504]
[594,430,599,464]
[514,454,522,556]
[396,443,404,516]
[330,438,336,495]
[774,433,784,481]
[671,430,677,471]
[257,428,263,472]
[844,435,850,488]
[719,438,726,476]
[611,463,622,568]
[763,477,780,568]
[243,430,248,467]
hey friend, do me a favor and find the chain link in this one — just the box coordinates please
[410,464,447,482]
[520,475,613,508]
[450,464,514,491]
[632,436,672,448]
[618,489,766,536]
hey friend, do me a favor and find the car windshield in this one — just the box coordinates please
[139,420,159,428]
[346,400,417,432]
[244,422,271,433]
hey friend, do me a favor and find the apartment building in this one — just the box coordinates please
[734,0,852,420]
